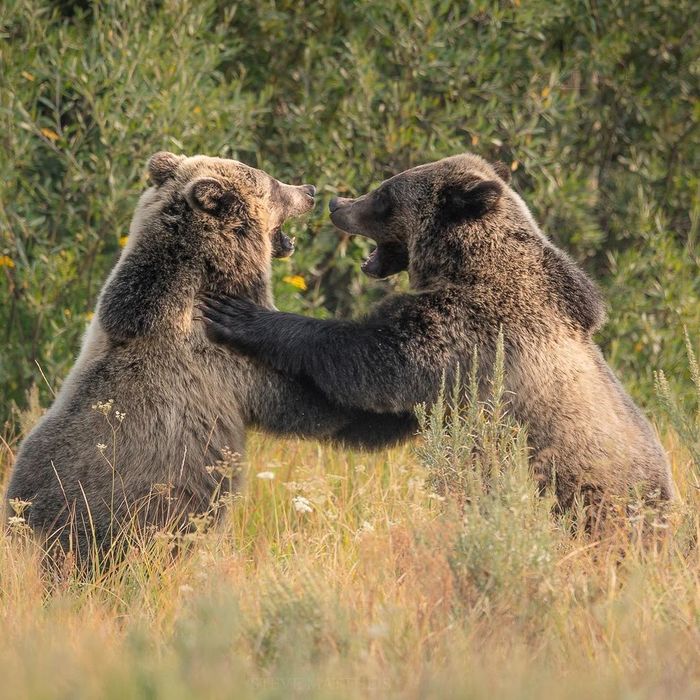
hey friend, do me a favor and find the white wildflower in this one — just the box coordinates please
[96,443,107,451]
[256,471,275,480]
[91,399,115,416]
[368,622,389,639]
[9,498,32,516]
[292,495,313,514]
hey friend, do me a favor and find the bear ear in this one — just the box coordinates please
[184,177,232,216]
[492,160,512,183]
[439,178,503,225]
[148,152,183,186]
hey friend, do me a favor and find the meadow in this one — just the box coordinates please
[1,0,699,697]
[1,374,699,698]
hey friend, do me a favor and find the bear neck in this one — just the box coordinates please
[145,203,274,318]
[408,219,605,337]
[195,215,275,309]
[407,221,524,291]
[407,222,549,319]
[206,264,274,309]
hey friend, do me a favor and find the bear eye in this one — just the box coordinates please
[373,187,394,219]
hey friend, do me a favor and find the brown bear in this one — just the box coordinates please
[6,152,414,565]
[201,152,675,512]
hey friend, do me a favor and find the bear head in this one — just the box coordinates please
[329,152,605,334]
[131,152,315,300]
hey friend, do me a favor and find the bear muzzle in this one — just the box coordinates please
[329,196,353,213]
[277,182,316,218]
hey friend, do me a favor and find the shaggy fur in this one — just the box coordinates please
[201,153,675,510]
[7,153,414,563]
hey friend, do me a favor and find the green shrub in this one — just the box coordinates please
[1,0,698,424]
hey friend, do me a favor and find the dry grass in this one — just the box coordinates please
[0,409,699,699]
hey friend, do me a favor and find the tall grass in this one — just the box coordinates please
[0,345,698,698]
[656,330,700,479]
[416,339,559,623]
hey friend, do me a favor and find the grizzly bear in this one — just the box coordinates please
[201,152,675,510]
[7,152,413,564]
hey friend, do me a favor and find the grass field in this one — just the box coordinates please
[1,387,699,699]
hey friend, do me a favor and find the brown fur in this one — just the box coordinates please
[6,153,413,565]
[201,153,676,511]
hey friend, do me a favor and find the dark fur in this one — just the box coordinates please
[202,152,674,509]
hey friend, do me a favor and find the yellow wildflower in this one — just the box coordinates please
[283,275,307,291]
[118,235,129,248]
[40,127,59,142]
[471,134,479,146]
[86,311,95,321]
[541,85,551,98]
[21,71,35,82]
[193,106,202,115]
[0,255,15,268]
[510,160,519,172]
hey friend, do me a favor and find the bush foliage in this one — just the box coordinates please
[1,0,698,422]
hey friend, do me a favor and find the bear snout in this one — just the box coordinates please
[280,182,317,217]
[329,196,352,213]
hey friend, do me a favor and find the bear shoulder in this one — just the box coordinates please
[541,243,606,335]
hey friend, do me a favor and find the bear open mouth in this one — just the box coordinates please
[272,227,296,259]
[361,247,382,277]
[360,241,410,279]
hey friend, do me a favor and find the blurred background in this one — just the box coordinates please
[1,0,698,428]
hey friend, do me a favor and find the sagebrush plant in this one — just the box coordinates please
[656,330,700,482]
[416,335,558,620]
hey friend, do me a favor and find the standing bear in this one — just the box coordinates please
[202,152,675,510]
[7,152,413,564]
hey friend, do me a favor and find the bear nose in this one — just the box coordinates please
[329,196,345,213]
[302,184,316,198]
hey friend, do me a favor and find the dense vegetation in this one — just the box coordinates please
[1,2,699,697]
[1,0,698,424]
